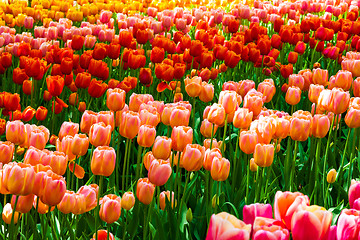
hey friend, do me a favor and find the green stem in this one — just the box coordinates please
[284,137,292,190]
[136,146,143,180]
[209,124,215,150]
[337,128,351,186]
[10,195,19,240]
[322,117,335,203]
[221,114,228,154]
[122,138,130,193]
[289,141,299,192]
[245,155,250,204]
[95,176,103,240]
[347,128,359,189]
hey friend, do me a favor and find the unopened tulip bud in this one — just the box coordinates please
[327,169,336,183]
[186,208,193,222]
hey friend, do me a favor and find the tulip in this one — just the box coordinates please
[205,212,251,240]
[290,116,312,142]
[329,88,350,114]
[46,75,64,97]
[308,84,325,104]
[119,111,141,139]
[11,194,34,214]
[169,106,190,128]
[349,180,360,209]
[29,130,47,150]
[0,141,14,164]
[80,111,98,134]
[207,104,226,126]
[200,119,218,138]
[239,130,258,154]
[204,148,222,171]
[77,184,98,212]
[57,190,77,214]
[285,86,301,106]
[254,143,274,168]
[91,146,116,177]
[47,151,68,176]
[257,80,276,103]
[199,81,214,102]
[327,169,337,184]
[243,203,273,226]
[148,159,172,186]
[181,144,205,172]
[88,79,107,98]
[58,122,79,141]
[171,126,193,152]
[99,194,121,224]
[252,217,289,240]
[89,122,112,147]
[106,88,126,112]
[38,171,66,206]
[159,191,176,210]
[336,209,360,240]
[75,72,91,89]
[129,93,154,112]
[136,178,155,205]
[35,106,48,121]
[274,191,309,229]
[2,203,20,224]
[311,114,330,138]
[139,108,160,127]
[121,192,135,211]
[291,205,332,240]
[233,108,253,129]
[184,76,202,98]
[243,90,264,117]
[71,134,89,156]
[312,68,328,86]
[333,70,352,91]
[152,136,172,160]
[137,125,156,148]
[210,157,230,181]
[2,162,35,196]
[90,230,115,240]
[6,120,26,145]
[218,90,239,115]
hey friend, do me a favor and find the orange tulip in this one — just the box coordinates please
[99,194,121,224]
[239,130,258,154]
[312,68,328,86]
[0,141,15,164]
[254,143,274,167]
[181,144,205,171]
[200,119,218,138]
[136,178,155,205]
[6,120,26,145]
[148,160,172,186]
[211,157,230,181]
[243,90,264,117]
[2,162,35,196]
[197,80,214,102]
[58,122,79,141]
[46,75,64,97]
[185,76,202,97]
[137,125,156,148]
[71,134,89,156]
[169,106,190,128]
[91,146,116,177]
[171,126,193,152]
[345,107,360,128]
[139,108,160,127]
[11,194,34,213]
[218,90,239,115]
[129,93,154,112]
[119,111,141,139]
[152,136,172,160]
[121,192,135,211]
[290,116,312,141]
[57,190,77,214]
[285,86,301,105]
[273,117,290,140]
[329,88,350,114]
[311,114,330,138]
[159,191,176,210]
[106,88,126,112]
[2,203,20,224]
[89,122,112,147]
[38,171,67,206]
[308,84,325,104]
[207,104,226,126]
[233,108,253,129]
[77,184,98,212]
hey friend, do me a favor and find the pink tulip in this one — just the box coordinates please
[349,180,360,209]
[252,217,289,240]
[243,203,273,226]
[291,205,332,240]
[206,212,251,240]
[336,209,360,240]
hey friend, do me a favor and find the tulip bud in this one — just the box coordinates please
[121,192,135,211]
[136,178,155,205]
[186,208,193,222]
[327,169,337,184]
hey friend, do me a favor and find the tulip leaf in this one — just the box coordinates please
[151,210,167,239]
[128,201,141,239]
[27,214,41,240]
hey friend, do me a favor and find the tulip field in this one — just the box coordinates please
[1,0,360,239]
